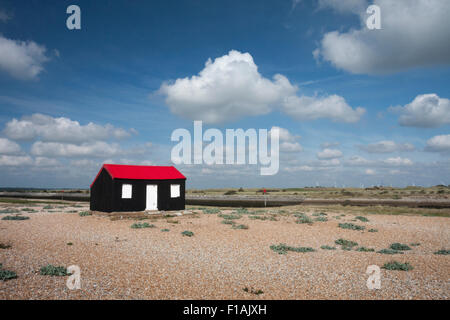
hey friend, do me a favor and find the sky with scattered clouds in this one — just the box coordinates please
[0,0,449,188]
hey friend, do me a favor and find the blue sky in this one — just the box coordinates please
[0,0,449,188]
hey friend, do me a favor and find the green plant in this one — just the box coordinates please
[249,215,268,220]
[434,249,450,255]
[2,215,30,220]
[335,239,358,249]
[21,208,37,212]
[0,209,20,214]
[66,242,73,246]
[410,242,421,247]
[382,261,413,271]
[181,230,194,237]
[232,224,249,230]
[356,247,375,252]
[320,245,336,250]
[78,211,92,217]
[218,213,241,220]
[368,229,378,232]
[338,223,365,231]
[295,214,313,224]
[224,190,237,195]
[0,267,17,281]
[355,216,369,222]
[202,208,221,214]
[377,248,403,255]
[43,205,54,210]
[40,265,68,276]
[235,208,249,214]
[131,222,155,229]
[221,220,235,225]
[389,243,411,251]
[161,228,170,232]
[314,216,328,222]
[270,243,315,254]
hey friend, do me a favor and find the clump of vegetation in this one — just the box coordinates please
[78,211,92,217]
[221,220,235,225]
[43,205,54,210]
[167,219,179,224]
[202,208,220,214]
[2,215,30,220]
[312,212,327,217]
[40,265,68,276]
[410,243,421,247]
[270,243,315,255]
[21,208,37,212]
[238,187,245,192]
[338,223,365,231]
[67,242,73,246]
[320,245,336,250]
[232,224,249,230]
[161,229,170,232]
[224,190,237,195]
[181,230,194,237]
[368,229,378,232]
[295,214,313,224]
[356,247,375,252]
[218,213,241,220]
[235,208,249,215]
[249,215,268,220]
[131,222,155,229]
[355,216,369,222]
[0,243,12,249]
[0,264,17,281]
[335,239,358,250]
[389,243,412,251]
[0,209,20,214]
[377,248,404,255]
[434,249,450,255]
[382,261,413,271]
[314,216,328,222]
[243,287,263,295]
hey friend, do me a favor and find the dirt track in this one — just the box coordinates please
[0,202,449,299]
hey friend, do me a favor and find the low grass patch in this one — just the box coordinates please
[221,220,235,225]
[2,215,29,220]
[218,213,241,220]
[235,208,249,214]
[356,247,375,252]
[21,208,37,212]
[410,242,421,247]
[368,229,378,232]
[202,208,221,214]
[389,243,412,251]
[312,212,327,216]
[320,245,336,250]
[295,214,313,224]
[43,205,54,210]
[232,224,249,230]
[161,228,170,232]
[382,261,413,271]
[377,248,403,255]
[270,243,315,255]
[181,230,194,237]
[131,222,155,229]
[78,211,91,217]
[355,216,369,222]
[314,216,328,222]
[335,239,358,250]
[338,223,365,231]
[40,265,68,276]
[0,208,20,214]
[0,264,17,281]
[434,249,450,255]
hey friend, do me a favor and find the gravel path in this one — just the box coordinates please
[0,202,449,299]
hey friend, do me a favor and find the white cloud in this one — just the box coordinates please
[0,138,21,155]
[315,0,450,74]
[320,141,340,149]
[390,94,450,128]
[425,134,450,153]
[0,155,33,166]
[346,155,372,166]
[4,113,133,142]
[34,157,61,167]
[0,35,50,80]
[270,126,300,142]
[384,157,413,166]
[281,94,365,123]
[365,168,376,175]
[30,141,121,158]
[317,148,343,159]
[280,141,303,153]
[359,140,415,153]
[269,126,303,153]
[159,50,364,124]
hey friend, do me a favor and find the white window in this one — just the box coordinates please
[170,184,180,198]
[122,184,132,199]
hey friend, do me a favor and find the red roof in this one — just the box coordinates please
[90,164,186,188]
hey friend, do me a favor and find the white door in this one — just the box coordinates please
[146,185,158,211]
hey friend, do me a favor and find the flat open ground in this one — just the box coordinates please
[0,199,449,299]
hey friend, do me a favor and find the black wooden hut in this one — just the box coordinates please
[90,164,186,212]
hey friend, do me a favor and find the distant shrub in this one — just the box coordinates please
[356,247,375,252]
[382,261,413,271]
[335,239,358,249]
[238,187,244,192]
[232,224,249,230]
[368,229,378,232]
[389,243,411,251]
[434,249,450,255]
[0,267,17,281]
[235,208,249,214]
[21,208,37,212]
[181,230,194,237]
[2,215,29,220]
[270,243,315,255]
[78,211,92,217]
[314,216,328,222]
[218,213,241,220]
[355,216,369,222]
[320,245,336,250]
[66,242,73,246]
[410,243,421,247]
[161,229,170,232]
[221,220,235,225]
[249,215,269,220]
[295,214,313,224]
[338,223,365,231]
[131,222,155,229]
[40,265,68,276]
[202,208,220,214]
[0,209,20,214]
[43,205,54,210]
[224,190,237,195]
[377,248,403,255]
